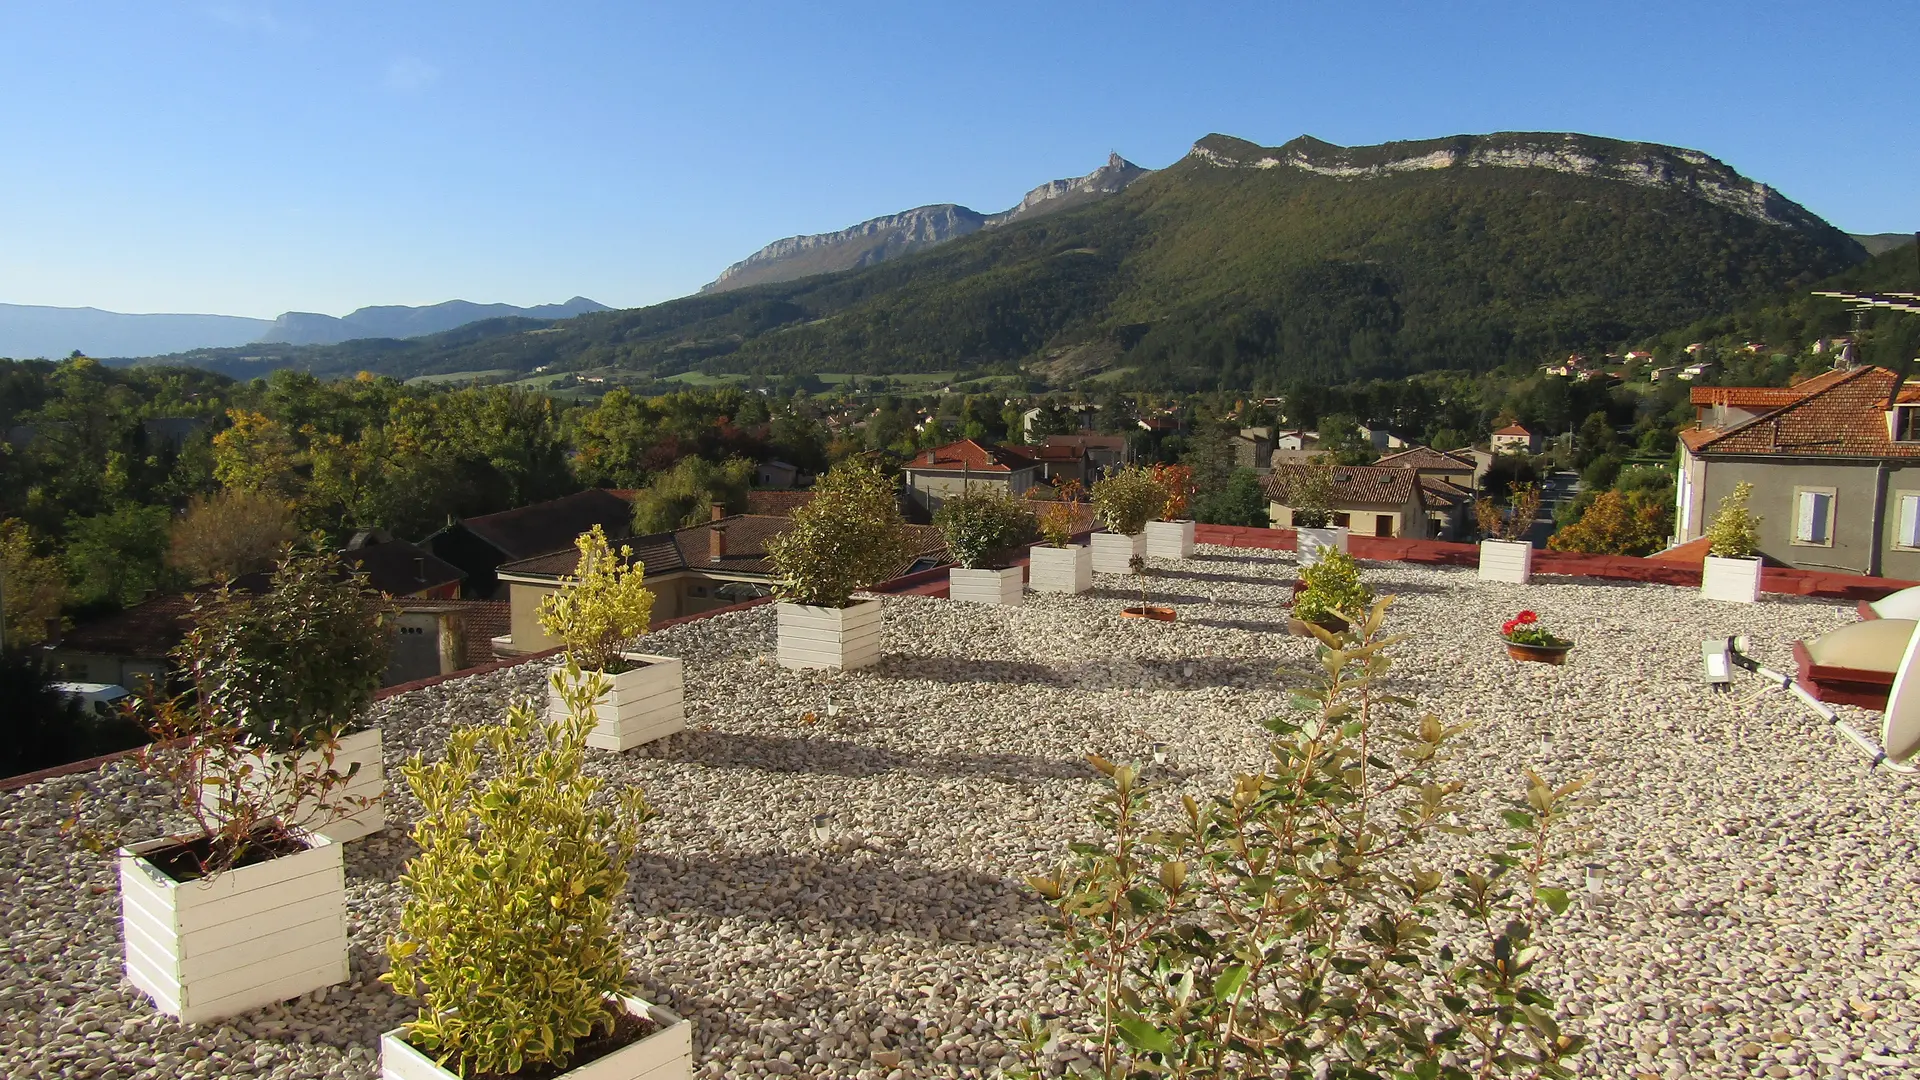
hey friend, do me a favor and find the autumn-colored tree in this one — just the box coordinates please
[212,409,301,496]
[0,519,67,646]
[166,489,300,584]
[1547,489,1670,556]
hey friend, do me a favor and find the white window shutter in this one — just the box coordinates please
[1902,495,1920,549]
[1797,491,1827,543]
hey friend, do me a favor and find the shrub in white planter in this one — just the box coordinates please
[935,487,1035,607]
[765,458,915,670]
[382,668,677,1079]
[113,669,374,1023]
[1029,497,1093,594]
[538,526,681,750]
[1145,464,1197,558]
[1090,467,1163,573]
[180,544,394,841]
[381,994,693,1080]
[1476,484,1541,584]
[1702,481,1764,604]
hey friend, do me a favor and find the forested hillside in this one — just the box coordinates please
[124,131,1866,391]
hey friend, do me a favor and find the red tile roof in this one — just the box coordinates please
[902,439,1037,474]
[458,489,634,562]
[342,539,465,597]
[1418,476,1475,504]
[1493,423,1537,437]
[743,490,814,516]
[1689,366,1920,459]
[1264,464,1419,506]
[1687,369,1854,410]
[1375,446,1476,472]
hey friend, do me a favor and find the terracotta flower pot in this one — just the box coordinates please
[1122,605,1176,622]
[1505,640,1573,665]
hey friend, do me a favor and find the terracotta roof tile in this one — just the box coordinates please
[1692,366,1920,459]
[1375,446,1476,472]
[342,540,465,596]
[902,439,1036,474]
[458,489,634,562]
[1264,464,1418,506]
[1493,423,1536,437]
[743,490,813,516]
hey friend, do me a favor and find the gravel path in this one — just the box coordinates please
[4,545,1918,1079]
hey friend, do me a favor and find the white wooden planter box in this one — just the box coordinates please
[1478,539,1534,584]
[1090,530,1147,574]
[777,598,883,670]
[550,654,686,752]
[381,994,693,1080]
[1145,519,1197,559]
[199,727,386,843]
[1029,544,1092,594]
[1296,526,1350,567]
[949,566,1024,606]
[120,832,347,1024]
[1701,554,1763,603]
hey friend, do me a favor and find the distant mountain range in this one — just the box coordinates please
[0,297,607,360]
[701,153,1147,292]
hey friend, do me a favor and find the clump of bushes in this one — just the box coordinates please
[1090,467,1167,536]
[1705,481,1762,559]
[1292,549,1373,628]
[537,526,656,674]
[765,458,914,608]
[934,487,1036,569]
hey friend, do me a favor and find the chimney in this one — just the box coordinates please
[709,525,727,563]
[711,503,725,522]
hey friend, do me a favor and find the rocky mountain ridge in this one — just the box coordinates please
[257,296,608,345]
[701,153,1146,293]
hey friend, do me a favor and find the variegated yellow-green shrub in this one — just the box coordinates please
[382,662,654,1077]
[537,525,656,674]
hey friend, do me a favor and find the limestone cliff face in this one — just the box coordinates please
[702,154,1148,294]
[1186,132,1831,233]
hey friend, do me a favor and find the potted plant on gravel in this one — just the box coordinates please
[380,666,688,1080]
[1143,463,1197,559]
[537,525,681,752]
[765,457,915,670]
[104,645,380,1023]
[934,485,1036,606]
[1089,466,1165,574]
[1501,609,1574,665]
[1476,482,1541,584]
[1289,549,1372,635]
[1281,460,1347,567]
[1029,482,1092,594]
[1121,553,1175,621]
[1701,481,1764,604]
[183,543,393,843]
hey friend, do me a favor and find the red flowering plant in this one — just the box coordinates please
[1501,609,1572,648]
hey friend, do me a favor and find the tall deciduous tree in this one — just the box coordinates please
[166,489,299,585]
[0,518,67,646]
[629,457,755,535]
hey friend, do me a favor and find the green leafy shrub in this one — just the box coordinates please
[1015,601,1591,1079]
[383,663,654,1078]
[1090,467,1167,536]
[537,525,656,673]
[1705,481,1762,559]
[934,487,1036,569]
[1274,461,1337,528]
[1292,549,1373,626]
[1476,482,1542,542]
[765,457,915,607]
[177,543,392,751]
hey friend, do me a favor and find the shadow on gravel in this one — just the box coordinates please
[1192,551,1289,565]
[1149,568,1287,587]
[877,657,1063,686]
[627,849,1045,939]
[1183,616,1295,634]
[1085,585,1215,605]
[661,730,1096,782]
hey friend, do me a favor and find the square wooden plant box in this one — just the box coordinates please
[949,565,1023,606]
[1477,539,1533,584]
[1028,544,1092,594]
[119,832,348,1025]
[1089,531,1146,574]
[1144,519,1196,559]
[776,598,883,671]
[381,994,694,1080]
[550,653,686,752]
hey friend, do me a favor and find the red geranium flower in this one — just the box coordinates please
[1518,611,1538,624]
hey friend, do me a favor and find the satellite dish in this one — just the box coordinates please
[1883,622,1920,762]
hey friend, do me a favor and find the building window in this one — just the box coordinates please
[1894,407,1920,442]
[1897,492,1920,551]
[1792,487,1835,546]
[1333,512,1351,528]
[1374,514,1394,538]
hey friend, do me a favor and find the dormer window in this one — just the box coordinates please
[1892,405,1920,442]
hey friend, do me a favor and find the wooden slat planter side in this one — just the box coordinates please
[1090,531,1146,574]
[776,599,883,671]
[1478,539,1534,584]
[949,567,1023,606]
[1029,545,1092,594]
[119,834,347,1024]
[1145,520,1196,559]
[549,655,686,752]
[1702,555,1763,603]
[381,995,693,1080]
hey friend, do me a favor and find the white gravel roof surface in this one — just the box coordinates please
[5,545,1918,1079]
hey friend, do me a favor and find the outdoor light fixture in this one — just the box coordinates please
[809,813,833,846]
[1700,635,1919,773]
[1150,742,1169,766]
[1584,863,1604,897]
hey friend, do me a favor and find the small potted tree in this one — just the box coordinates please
[1281,461,1346,567]
[1289,550,1373,635]
[1121,553,1175,621]
[765,457,915,670]
[935,486,1036,606]
[1089,467,1165,574]
[112,664,374,1022]
[1701,481,1763,604]
[538,525,680,751]
[1029,483,1092,594]
[380,666,691,1080]
[1476,482,1541,584]
[1144,463,1197,559]
[185,544,393,842]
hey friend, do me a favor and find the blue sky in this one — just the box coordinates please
[1,1,1913,318]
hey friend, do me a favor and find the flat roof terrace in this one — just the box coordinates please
[4,546,1915,1079]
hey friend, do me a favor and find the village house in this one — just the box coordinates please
[899,439,1041,520]
[340,532,466,599]
[1677,365,1920,577]
[1231,427,1273,471]
[1374,446,1481,538]
[1262,463,1437,539]
[1490,422,1543,454]
[1041,433,1130,475]
[424,488,635,599]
